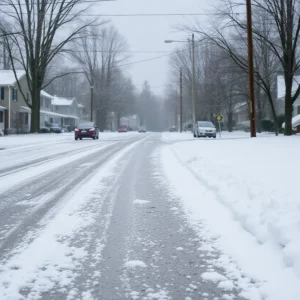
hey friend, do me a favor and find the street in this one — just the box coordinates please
[1,132,300,300]
[0,133,245,300]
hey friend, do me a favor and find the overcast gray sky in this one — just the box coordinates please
[95,0,211,95]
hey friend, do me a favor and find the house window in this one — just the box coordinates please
[0,111,3,123]
[297,106,300,115]
[12,88,18,101]
[0,87,4,100]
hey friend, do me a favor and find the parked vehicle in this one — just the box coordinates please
[194,121,216,138]
[50,123,62,133]
[40,127,51,133]
[75,122,99,140]
[138,126,146,133]
[169,126,177,132]
[118,125,128,133]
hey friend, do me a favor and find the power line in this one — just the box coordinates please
[0,0,115,6]
[49,44,203,74]
[0,11,217,17]
[64,50,172,53]
[112,44,204,68]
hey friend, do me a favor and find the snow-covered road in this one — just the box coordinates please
[0,132,299,300]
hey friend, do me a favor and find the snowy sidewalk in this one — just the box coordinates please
[161,132,300,300]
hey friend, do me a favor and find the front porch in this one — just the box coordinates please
[40,110,79,130]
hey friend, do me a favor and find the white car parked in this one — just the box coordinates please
[194,121,217,138]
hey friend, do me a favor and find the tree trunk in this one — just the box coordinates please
[256,110,262,133]
[284,94,293,135]
[97,108,106,132]
[30,103,39,133]
[227,112,233,132]
[117,112,121,128]
[30,87,40,133]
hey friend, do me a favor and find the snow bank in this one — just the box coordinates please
[161,131,273,142]
[201,272,227,282]
[161,134,300,300]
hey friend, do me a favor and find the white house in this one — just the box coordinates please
[51,96,79,127]
[277,75,300,116]
[0,70,85,134]
[0,70,30,134]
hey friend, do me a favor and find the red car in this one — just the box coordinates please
[118,125,128,133]
[75,122,99,140]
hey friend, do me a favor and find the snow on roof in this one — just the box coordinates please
[41,90,53,99]
[40,110,79,119]
[282,114,300,128]
[277,75,300,99]
[52,96,75,106]
[0,70,26,86]
[0,106,7,110]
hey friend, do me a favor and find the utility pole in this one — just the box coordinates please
[180,67,183,133]
[175,88,178,130]
[191,33,196,126]
[90,85,94,122]
[246,0,256,137]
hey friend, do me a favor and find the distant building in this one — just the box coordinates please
[0,70,30,134]
[0,70,85,134]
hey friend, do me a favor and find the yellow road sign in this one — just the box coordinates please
[216,114,223,122]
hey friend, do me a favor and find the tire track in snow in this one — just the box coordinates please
[0,137,145,261]
[0,136,148,300]
[0,142,108,177]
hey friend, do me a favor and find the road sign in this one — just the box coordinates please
[216,114,223,122]
[216,114,223,138]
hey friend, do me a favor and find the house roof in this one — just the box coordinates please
[41,90,53,99]
[52,96,76,106]
[40,110,79,119]
[277,75,300,99]
[0,106,7,110]
[19,106,79,119]
[0,70,26,86]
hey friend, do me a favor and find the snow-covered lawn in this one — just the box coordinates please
[161,130,275,142]
[161,132,300,300]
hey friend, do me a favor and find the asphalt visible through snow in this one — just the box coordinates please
[0,133,243,300]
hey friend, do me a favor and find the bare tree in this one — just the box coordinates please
[194,0,300,135]
[186,7,280,133]
[0,0,97,132]
[70,25,129,130]
[109,69,136,127]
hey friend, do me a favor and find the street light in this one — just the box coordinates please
[164,34,196,125]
